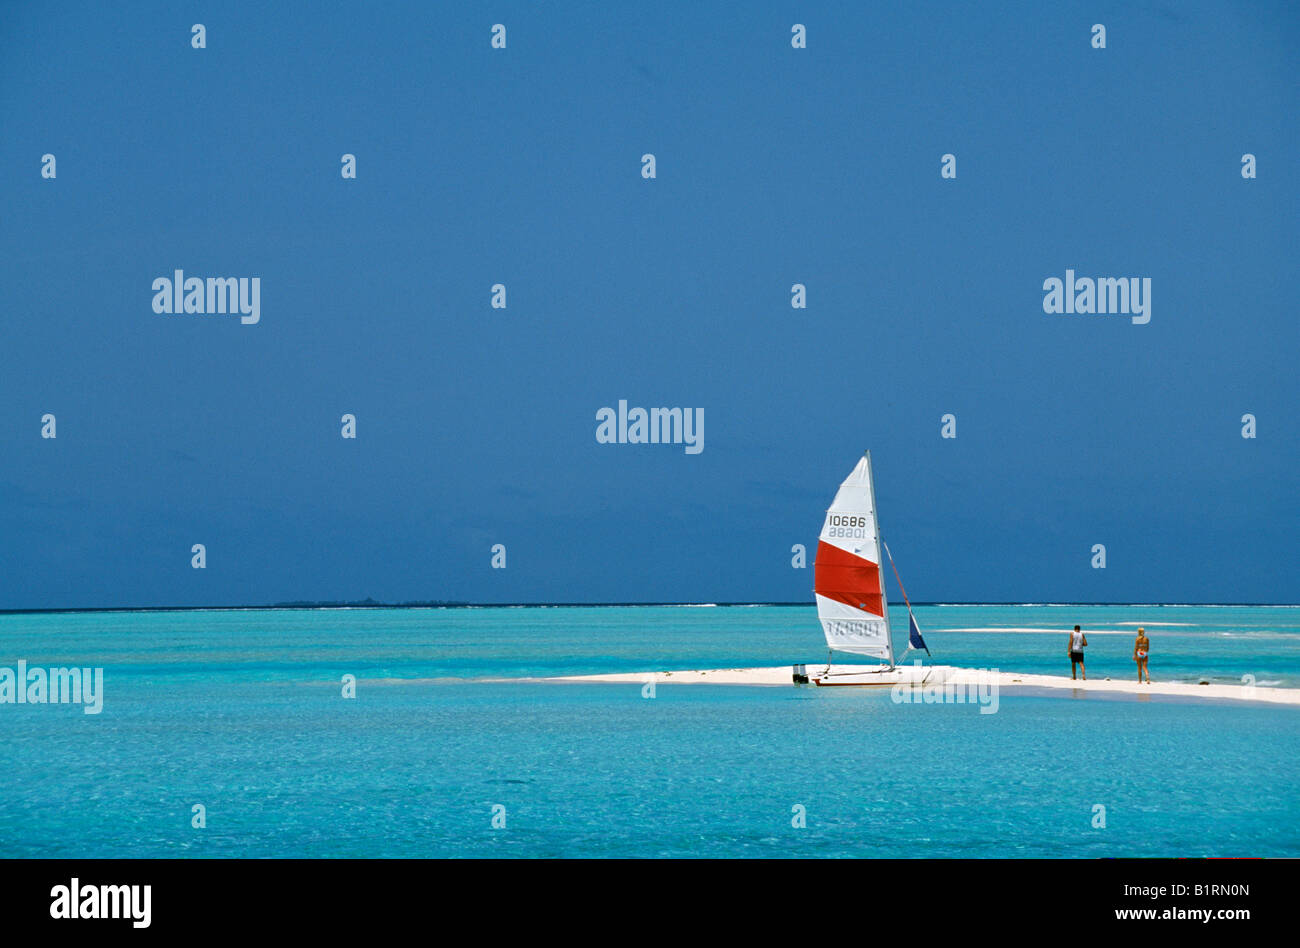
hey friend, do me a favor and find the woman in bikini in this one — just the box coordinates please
[1133,627,1150,683]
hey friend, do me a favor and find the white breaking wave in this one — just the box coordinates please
[935,626,1155,635]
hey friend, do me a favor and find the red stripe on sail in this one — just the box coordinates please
[814,541,883,616]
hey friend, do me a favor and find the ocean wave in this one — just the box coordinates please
[934,627,1145,635]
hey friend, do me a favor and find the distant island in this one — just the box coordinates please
[272,598,470,608]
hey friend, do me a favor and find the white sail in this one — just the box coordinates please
[813,452,893,663]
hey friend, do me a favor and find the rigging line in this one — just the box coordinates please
[884,538,930,660]
[881,539,915,612]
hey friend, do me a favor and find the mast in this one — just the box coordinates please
[865,450,894,668]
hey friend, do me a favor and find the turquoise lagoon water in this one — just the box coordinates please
[1,604,1297,857]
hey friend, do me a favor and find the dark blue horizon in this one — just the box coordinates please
[1,2,1296,610]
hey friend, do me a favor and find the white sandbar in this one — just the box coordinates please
[546,665,1300,705]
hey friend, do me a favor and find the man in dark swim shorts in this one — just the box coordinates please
[1068,624,1087,680]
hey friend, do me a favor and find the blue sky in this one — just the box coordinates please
[1,1,1296,607]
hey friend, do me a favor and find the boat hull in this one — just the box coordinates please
[809,664,947,687]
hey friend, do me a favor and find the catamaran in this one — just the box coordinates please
[808,451,936,686]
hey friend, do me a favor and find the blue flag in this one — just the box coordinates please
[908,611,931,656]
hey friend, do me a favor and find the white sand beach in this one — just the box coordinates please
[546,665,1300,706]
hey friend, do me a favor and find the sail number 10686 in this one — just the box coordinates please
[825,514,869,538]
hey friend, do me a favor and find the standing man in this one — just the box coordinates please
[1068,624,1087,680]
